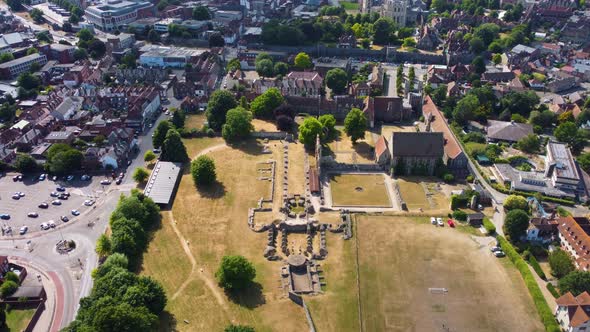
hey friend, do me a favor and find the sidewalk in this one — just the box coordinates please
[527,264,557,311]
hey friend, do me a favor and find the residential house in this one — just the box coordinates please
[526,217,558,243]
[350,81,371,97]
[50,96,84,121]
[466,213,484,226]
[486,120,534,143]
[313,58,351,77]
[44,131,75,144]
[422,96,469,177]
[281,72,323,97]
[416,25,441,51]
[390,132,444,175]
[555,291,590,332]
[547,72,577,93]
[557,215,590,271]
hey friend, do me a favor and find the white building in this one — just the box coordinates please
[138,45,207,68]
[381,0,408,27]
[85,0,154,32]
[153,18,179,33]
[555,291,590,332]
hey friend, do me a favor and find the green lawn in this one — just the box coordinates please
[1,308,35,332]
[329,173,391,207]
[340,1,359,10]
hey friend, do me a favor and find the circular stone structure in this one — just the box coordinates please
[287,254,307,267]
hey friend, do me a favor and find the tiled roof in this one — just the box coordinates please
[422,96,463,159]
[374,135,389,158]
[558,216,590,270]
[557,291,590,328]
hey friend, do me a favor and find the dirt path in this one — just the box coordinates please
[166,211,231,314]
[193,143,227,159]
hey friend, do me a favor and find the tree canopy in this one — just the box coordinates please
[344,108,367,143]
[222,107,253,143]
[191,155,216,186]
[250,88,284,119]
[325,68,348,95]
[294,52,313,70]
[503,195,528,211]
[160,129,189,162]
[132,167,150,183]
[206,90,238,130]
[503,209,529,241]
[548,249,575,279]
[193,6,211,20]
[559,271,590,296]
[298,117,323,148]
[152,120,172,148]
[216,255,256,291]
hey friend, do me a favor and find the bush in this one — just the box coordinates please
[466,175,474,182]
[206,128,215,137]
[546,283,560,298]
[452,210,467,221]
[497,236,561,332]
[0,281,18,298]
[504,195,529,211]
[443,173,454,183]
[4,271,19,284]
[527,254,546,280]
[482,217,496,235]
[191,156,216,186]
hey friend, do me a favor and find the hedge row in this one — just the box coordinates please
[497,236,561,332]
[491,184,575,206]
[528,255,547,280]
[546,283,560,298]
[482,217,496,235]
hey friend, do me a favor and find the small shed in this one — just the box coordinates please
[467,212,485,226]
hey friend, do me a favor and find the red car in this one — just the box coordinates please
[447,219,455,228]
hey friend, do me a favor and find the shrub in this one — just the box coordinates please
[452,210,467,221]
[546,283,559,298]
[191,156,216,186]
[466,175,474,182]
[527,254,547,280]
[4,272,19,284]
[482,217,496,235]
[0,281,18,298]
[504,195,529,211]
[497,236,561,332]
[443,173,454,183]
[206,128,215,137]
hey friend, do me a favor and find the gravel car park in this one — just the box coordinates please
[0,173,107,235]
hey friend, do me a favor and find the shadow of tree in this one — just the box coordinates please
[158,310,179,332]
[226,282,266,309]
[230,138,265,156]
[197,181,226,199]
[353,141,374,161]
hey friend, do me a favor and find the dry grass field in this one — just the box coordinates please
[380,124,417,141]
[327,129,375,164]
[397,177,449,212]
[330,173,391,207]
[252,119,279,132]
[184,113,207,130]
[142,137,309,331]
[356,215,544,332]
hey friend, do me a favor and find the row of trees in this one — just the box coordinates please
[65,191,165,331]
[152,117,189,163]
[14,143,84,175]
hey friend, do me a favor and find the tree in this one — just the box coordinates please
[402,37,416,48]
[222,107,253,143]
[193,6,211,20]
[276,115,294,131]
[372,18,393,45]
[78,29,94,43]
[68,13,80,24]
[6,0,23,11]
[120,53,137,69]
[148,29,160,43]
[133,167,150,183]
[62,22,73,32]
[73,48,88,61]
[549,249,575,278]
[4,272,18,284]
[0,103,15,122]
[88,39,106,59]
[92,303,157,331]
[255,58,274,77]
[298,117,323,148]
[318,114,336,140]
[559,271,590,296]
[0,53,14,63]
[555,122,585,152]
[577,153,590,173]
[171,108,186,128]
[500,91,540,117]
[325,68,348,95]
[469,37,485,53]
[294,52,312,70]
[250,88,283,119]
[160,129,188,162]
[225,325,255,332]
[95,234,112,258]
[216,255,256,291]
[48,149,84,175]
[209,33,225,47]
[30,8,44,23]
[123,276,167,314]
[93,135,106,146]
[344,108,367,143]
[452,94,478,125]
[0,281,17,298]
[274,62,289,76]
[471,56,486,74]
[504,195,528,211]
[152,120,172,148]
[144,150,156,163]
[503,209,529,241]
[17,72,41,90]
[516,134,540,153]
[15,154,38,174]
[191,155,216,186]
[227,58,241,72]
[492,53,502,65]
[206,90,237,131]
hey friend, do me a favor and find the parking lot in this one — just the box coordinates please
[0,173,114,236]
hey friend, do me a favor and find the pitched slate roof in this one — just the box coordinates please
[391,132,444,158]
[486,120,534,142]
[556,291,590,328]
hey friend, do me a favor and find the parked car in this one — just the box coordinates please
[12,194,20,200]
[52,200,62,206]
[38,203,49,209]
[447,220,455,227]
[66,175,74,181]
[430,217,436,225]
[60,216,69,222]
[50,192,59,197]
[494,251,506,258]
[38,174,46,181]
[436,217,443,226]
[490,246,502,252]
[51,176,58,181]
[81,175,91,181]
[40,222,49,230]
[48,220,56,228]
[16,192,25,197]
[100,179,111,185]
[27,212,38,218]
[71,209,80,216]
[0,214,10,220]
[56,186,66,192]
[58,194,68,200]
[153,148,161,154]
[84,200,95,206]
[116,177,122,185]
[19,226,28,235]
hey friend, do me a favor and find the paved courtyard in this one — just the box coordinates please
[0,174,114,236]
